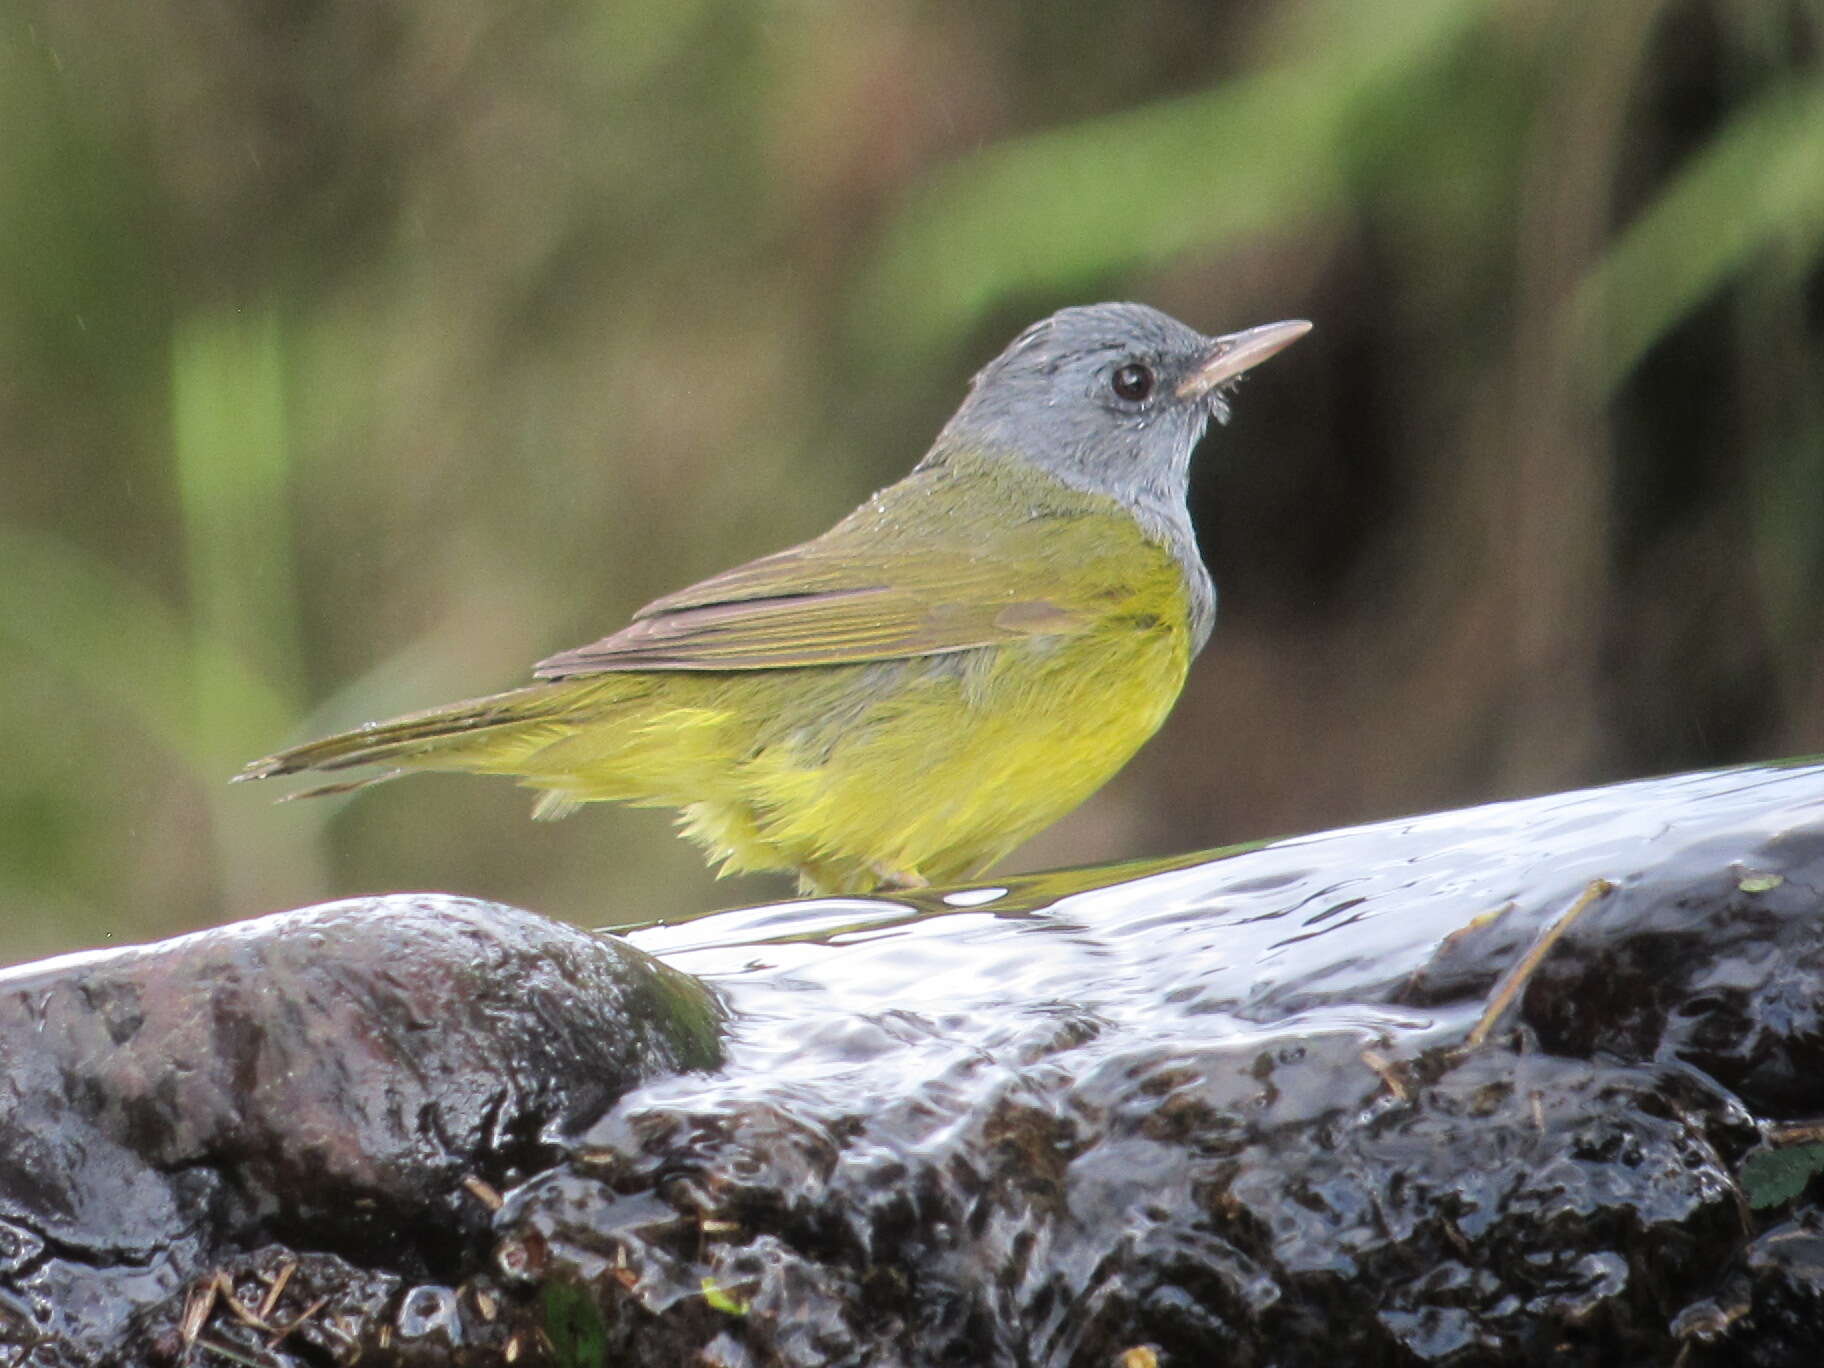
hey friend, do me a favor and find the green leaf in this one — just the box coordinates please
[855,0,1500,355]
[701,1275,750,1316]
[171,305,305,721]
[1740,1142,1824,1210]
[542,1281,610,1367]
[1572,79,1824,393]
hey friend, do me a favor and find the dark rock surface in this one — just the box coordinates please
[0,896,721,1362]
[514,763,1824,1367]
[5,764,1824,1364]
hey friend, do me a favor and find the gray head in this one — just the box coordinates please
[927,301,1309,648]
[931,302,1308,511]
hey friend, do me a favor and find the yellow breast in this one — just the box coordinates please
[696,518,1195,892]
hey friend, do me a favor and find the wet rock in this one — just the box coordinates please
[0,895,721,1360]
[508,763,1824,1366]
[7,764,1824,1364]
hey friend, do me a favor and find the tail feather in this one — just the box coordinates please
[235,684,580,785]
[278,769,408,800]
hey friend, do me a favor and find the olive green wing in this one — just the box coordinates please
[533,540,1085,676]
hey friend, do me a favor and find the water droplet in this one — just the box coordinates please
[943,887,1008,908]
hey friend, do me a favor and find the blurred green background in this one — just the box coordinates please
[3,0,1822,961]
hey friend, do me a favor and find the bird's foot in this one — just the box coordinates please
[871,864,930,892]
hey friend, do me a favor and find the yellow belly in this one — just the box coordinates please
[504,615,1190,895]
[737,634,1187,890]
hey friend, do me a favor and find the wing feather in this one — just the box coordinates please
[534,543,1084,677]
[532,458,1169,678]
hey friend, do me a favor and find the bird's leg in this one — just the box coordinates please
[870,864,930,892]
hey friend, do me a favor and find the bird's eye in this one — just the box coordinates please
[1111,362,1154,402]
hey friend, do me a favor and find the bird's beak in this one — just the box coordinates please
[1177,319,1313,400]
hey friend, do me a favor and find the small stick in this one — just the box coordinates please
[215,1274,273,1331]
[1360,1047,1411,1102]
[181,1278,218,1348]
[1766,1120,1824,1147]
[463,1174,505,1211]
[265,1296,330,1353]
[1467,878,1615,1047]
[256,1260,295,1322]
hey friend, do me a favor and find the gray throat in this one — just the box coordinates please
[1125,494,1217,656]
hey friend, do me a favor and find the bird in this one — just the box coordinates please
[239,302,1309,896]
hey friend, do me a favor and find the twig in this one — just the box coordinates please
[463,1174,505,1211]
[1767,1120,1824,1147]
[181,1278,218,1351]
[1467,878,1615,1047]
[256,1260,294,1323]
[265,1296,330,1353]
[215,1275,274,1332]
[1360,1047,1411,1101]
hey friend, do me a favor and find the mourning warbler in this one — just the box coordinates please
[239,302,1309,894]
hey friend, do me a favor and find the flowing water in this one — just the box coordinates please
[489,761,1824,1364]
